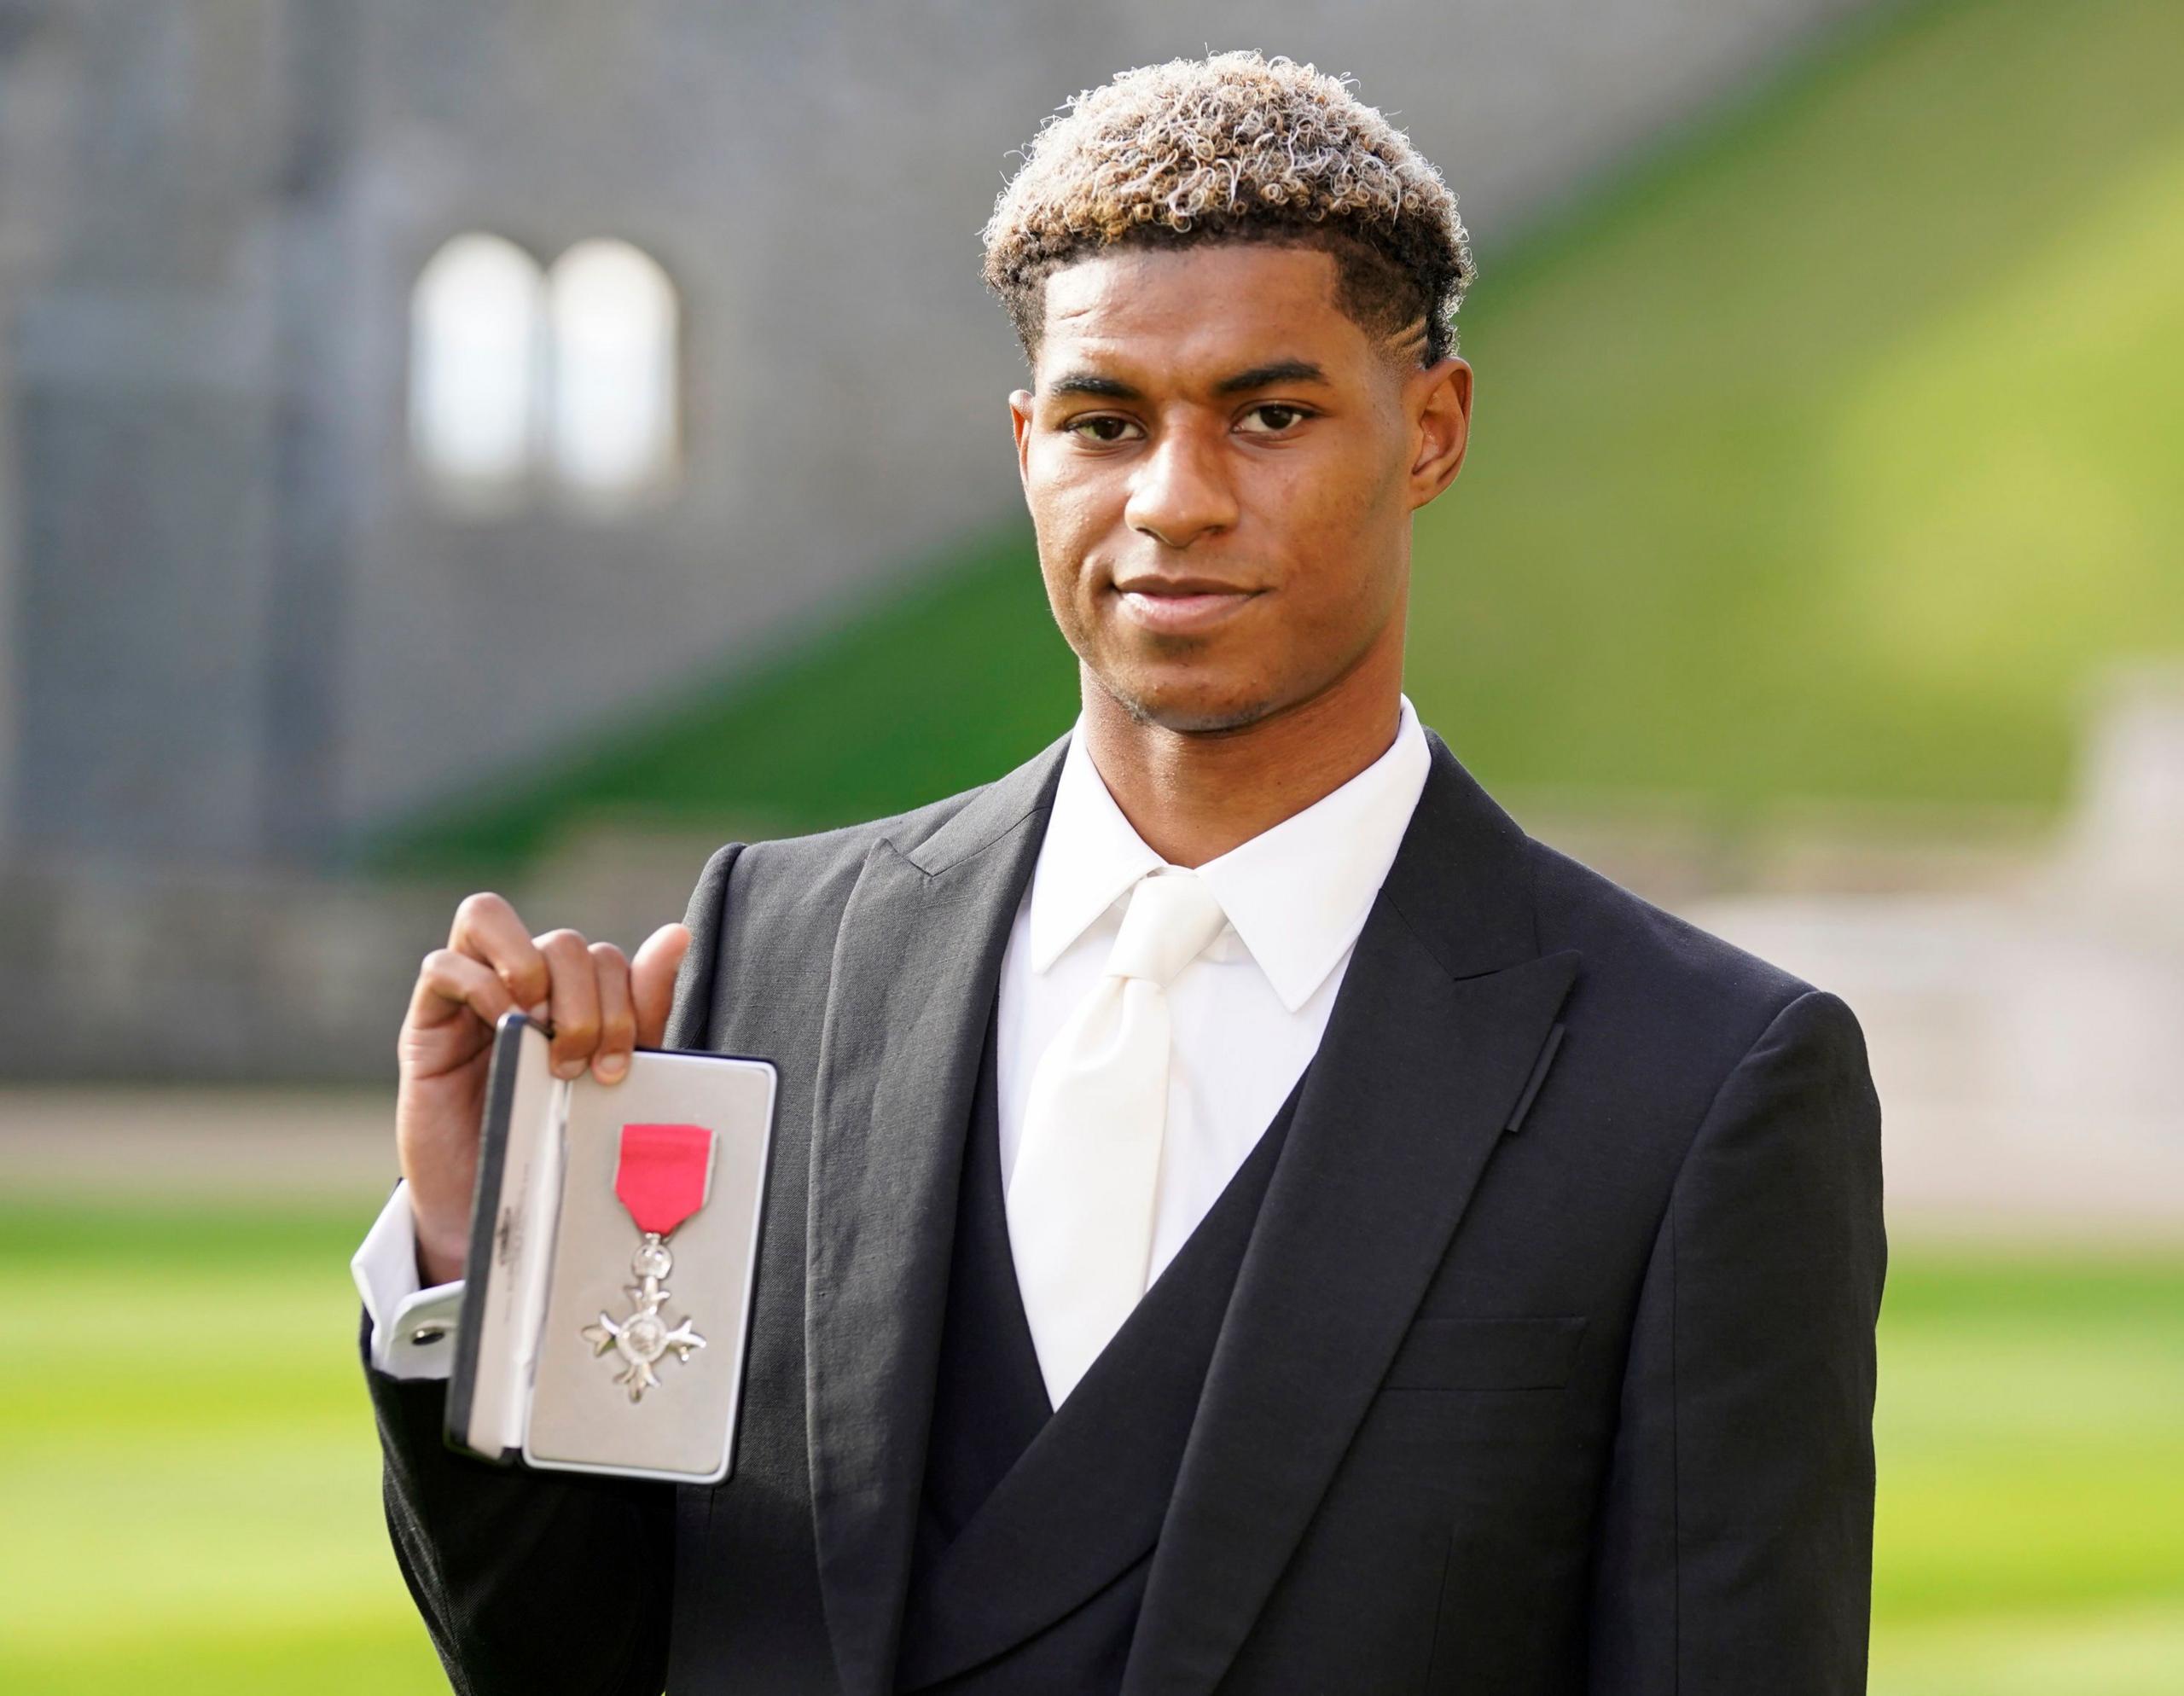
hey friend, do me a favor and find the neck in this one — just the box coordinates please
[1077,639,1405,868]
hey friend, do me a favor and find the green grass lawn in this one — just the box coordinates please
[368,0,2184,876]
[3,1199,2179,1693]
[1868,1253,2184,1692]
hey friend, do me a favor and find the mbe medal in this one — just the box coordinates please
[583,1121,717,1403]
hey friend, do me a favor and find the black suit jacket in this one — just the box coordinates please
[367,726,1886,1694]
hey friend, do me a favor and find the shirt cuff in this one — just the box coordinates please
[352,1179,465,1380]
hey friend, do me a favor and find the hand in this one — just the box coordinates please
[395,892,692,1286]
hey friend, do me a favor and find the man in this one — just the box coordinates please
[358,49,1886,1695]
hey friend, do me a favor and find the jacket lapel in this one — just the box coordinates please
[1124,732,1583,1696]
[805,735,1068,1696]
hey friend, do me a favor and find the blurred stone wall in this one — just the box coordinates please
[0,826,722,1080]
[9,668,2177,1095]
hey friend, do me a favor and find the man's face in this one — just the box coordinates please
[1010,241,1472,734]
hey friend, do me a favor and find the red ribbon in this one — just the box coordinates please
[614,1122,717,1236]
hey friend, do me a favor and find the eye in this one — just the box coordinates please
[1237,403,1312,434]
[1065,414,1142,444]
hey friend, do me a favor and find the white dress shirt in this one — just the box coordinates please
[354,696,1431,1377]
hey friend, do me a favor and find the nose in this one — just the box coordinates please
[1124,422,1239,549]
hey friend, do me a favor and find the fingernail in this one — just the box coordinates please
[527,1002,551,1022]
[553,1056,586,1080]
[594,1053,628,1083]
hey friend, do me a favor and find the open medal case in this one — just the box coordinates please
[445,1010,776,1485]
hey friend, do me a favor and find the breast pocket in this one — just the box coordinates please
[1380,1314,1589,1391]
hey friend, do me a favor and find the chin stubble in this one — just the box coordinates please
[1101,675,1275,737]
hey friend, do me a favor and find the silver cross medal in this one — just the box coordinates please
[583,1232,706,1402]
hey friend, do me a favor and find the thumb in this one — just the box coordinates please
[630,921,694,1049]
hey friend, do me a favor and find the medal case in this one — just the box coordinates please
[445,1010,776,1484]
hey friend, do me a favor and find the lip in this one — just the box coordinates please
[1111,579,1261,636]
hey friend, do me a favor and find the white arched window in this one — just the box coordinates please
[547,239,681,508]
[409,234,546,505]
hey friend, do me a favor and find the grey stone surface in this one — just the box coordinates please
[0,818,725,1081]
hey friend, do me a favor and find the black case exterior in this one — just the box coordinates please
[444,1009,534,1464]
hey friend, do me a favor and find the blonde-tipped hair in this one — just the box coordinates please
[981,49,1474,366]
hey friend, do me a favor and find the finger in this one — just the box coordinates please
[589,941,636,1083]
[630,922,693,1050]
[449,892,552,1018]
[535,928,601,1079]
[408,945,520,1033]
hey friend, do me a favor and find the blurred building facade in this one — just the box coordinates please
[0,0,1875,873]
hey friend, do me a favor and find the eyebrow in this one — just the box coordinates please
[1212,359,1329,395]
[1043,358,1331,401]
[1046,372,1142,399]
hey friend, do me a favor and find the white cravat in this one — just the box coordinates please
[1004,868,1231,1406]
[996,694,1430,1282]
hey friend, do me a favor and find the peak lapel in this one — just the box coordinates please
[1124,734,1583,1696]
[805,735,1068,1696]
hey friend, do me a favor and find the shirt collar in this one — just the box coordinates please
[1025,695,1432,1012]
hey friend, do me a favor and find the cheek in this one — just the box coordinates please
[1025,482,1114,646]
[1249,473,1403,672]
[1268,467,1386,595]
[1259,421,1383,526]
[1029,477,1114,582]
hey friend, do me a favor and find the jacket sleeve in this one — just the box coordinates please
[366,1345,677,1696]
[1584,986,1888,1693]
[364,842,743,1696]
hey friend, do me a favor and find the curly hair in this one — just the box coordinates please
[981,49,1475,369]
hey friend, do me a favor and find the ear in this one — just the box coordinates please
[1009,387,1037,491]
[1406,356,1472,510]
